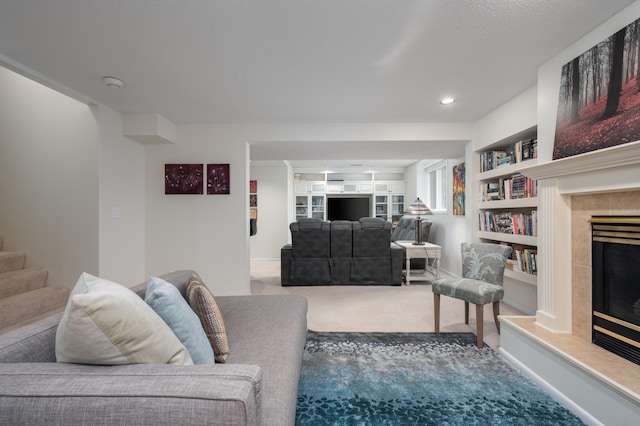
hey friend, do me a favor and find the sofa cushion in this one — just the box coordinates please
[145,276,215,364]
[186,275,230,363]
[55,273,193,365]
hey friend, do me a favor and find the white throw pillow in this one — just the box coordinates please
[55,273,193,365]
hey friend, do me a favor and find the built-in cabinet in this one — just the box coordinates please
[474,126,539,286]
[293,171,405,224]
[294,182,326,194]
[374,194,405,223]
[295,194,325,220]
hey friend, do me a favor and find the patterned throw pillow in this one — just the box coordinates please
[186,275,229,363]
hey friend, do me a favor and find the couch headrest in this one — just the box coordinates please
[290,218,329,232]
[330,220,353,231]
[354,217,391,230]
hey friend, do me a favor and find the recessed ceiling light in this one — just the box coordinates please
[103,76,124,88]
[440,97,455,105]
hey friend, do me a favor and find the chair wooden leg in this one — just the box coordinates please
[476,304,484,348]
[493,301,501,334]
[464,302,469,324]
[434,293,440,333]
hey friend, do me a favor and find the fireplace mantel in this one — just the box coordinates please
[518,140,640,195]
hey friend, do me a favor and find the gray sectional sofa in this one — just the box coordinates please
[0,270,308,426]
[281,217,404,286]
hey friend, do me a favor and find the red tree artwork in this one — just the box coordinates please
[554,18,640,160]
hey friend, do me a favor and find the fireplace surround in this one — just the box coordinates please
[591,216,640,365]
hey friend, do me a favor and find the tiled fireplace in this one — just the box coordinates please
[571,191,640,344]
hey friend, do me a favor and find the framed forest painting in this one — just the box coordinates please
[554,17,640,159]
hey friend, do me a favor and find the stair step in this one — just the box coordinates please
[0,251,26,274]
[0,268,48,298]
[0,287,70,330]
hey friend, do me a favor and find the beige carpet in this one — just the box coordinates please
[250,260,522,350]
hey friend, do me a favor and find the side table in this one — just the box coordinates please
[393,241,442,285]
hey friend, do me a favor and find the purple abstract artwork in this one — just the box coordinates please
[207,164,230,194]
[164,164,204,194]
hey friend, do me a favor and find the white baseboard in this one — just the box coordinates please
[499,348,603,426]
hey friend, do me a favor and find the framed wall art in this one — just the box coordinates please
[249,180,258,219]
[452,162,465,216]
[164,164,203,194]
[554,17,640,159]
[207,164,230,194]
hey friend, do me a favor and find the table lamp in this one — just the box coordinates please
[406,197,432,245]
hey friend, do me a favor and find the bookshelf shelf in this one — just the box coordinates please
[504,269,537,286]
[478,198,538,209]
[478,159,538,180]
[477,231,537,246]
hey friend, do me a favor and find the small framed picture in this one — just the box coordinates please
[165,164,203,194]
[207,164,230,194]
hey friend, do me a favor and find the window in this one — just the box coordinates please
[424,161,447,213]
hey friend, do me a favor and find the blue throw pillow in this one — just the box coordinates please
[145,276,215,364]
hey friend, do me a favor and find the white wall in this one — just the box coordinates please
[249,163,289,259]
[0,66,99,288]
[407,157,467,276]
[145,125,250,296]
[473,85,538,152]
[98,105,147,285]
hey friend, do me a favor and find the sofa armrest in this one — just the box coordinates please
[280,244,292,286]
[0,363,262,426]
[390,243,404,285]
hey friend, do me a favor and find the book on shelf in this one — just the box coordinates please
[501,243,538,275]
[479,173,537,201]
[480,137,538,172]
[478,210,537,236]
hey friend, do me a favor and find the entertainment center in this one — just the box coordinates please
[293,171,406,224]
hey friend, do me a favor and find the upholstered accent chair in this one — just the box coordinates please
[432,242,512,348]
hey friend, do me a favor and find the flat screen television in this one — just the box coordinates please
[326,197,371,221]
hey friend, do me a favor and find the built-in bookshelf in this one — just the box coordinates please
[476,126,538,286]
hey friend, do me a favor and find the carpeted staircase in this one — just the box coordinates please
[0,236,69,333]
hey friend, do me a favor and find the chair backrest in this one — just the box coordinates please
[461,242,512,285]
[352,217,391,257]
[391,215,432,242]
[289,218,330,257]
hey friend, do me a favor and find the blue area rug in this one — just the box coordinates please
[296,331,584,425]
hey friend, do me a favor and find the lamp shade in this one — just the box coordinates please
[406,198,432,216]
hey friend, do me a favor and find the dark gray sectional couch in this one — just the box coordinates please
[281,217,403,286]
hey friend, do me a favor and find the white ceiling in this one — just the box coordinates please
[0,0,635,167]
